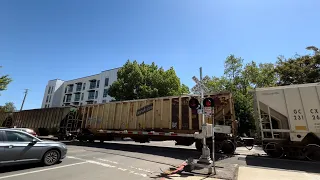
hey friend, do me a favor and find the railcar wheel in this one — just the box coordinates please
[305,144,320,161]
[264,142,284,158]
[220,140,236,154]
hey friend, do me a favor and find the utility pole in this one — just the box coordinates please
[20,89,29,111]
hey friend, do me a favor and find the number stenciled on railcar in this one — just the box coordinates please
[293,109,303,120]
[312,115,320,120]
[293,109,302,114]
[310,108,320,120]
[310,109,319,114]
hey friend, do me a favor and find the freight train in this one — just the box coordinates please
[252,83,320,161]
[0,92,238,154]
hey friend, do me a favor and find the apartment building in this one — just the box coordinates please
[41,68,120,108]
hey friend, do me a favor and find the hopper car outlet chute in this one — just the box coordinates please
[0,92,237,154]
[253,83,320,161]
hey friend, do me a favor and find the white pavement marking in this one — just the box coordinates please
[94,158,119,164]
[67,149,87,153]
[0,162,87,179]
[67,156,148,178]
[130,166,154,173]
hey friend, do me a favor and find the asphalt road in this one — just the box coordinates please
[0,140,319,180]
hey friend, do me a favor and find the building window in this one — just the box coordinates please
[88,91,95,100]
[87,101,93,105]
[63,96,66,102]
[103,89,108,97]
[74,93,80,101]
[46,95,49,103]
[102,100,106,103]
[104,78,109,86]
[51,86,54,94]
[48,87,51,94]
[94,101,97,104]
[68,85,74,93]
[76,83,82,91]
[80,103,82,106]
[89,80,96,89]
[66,95,72,102]
[83,83,86,90]
[97,80,100,88]
[49,95,51,102]
[44,104,47,108]
[95,91,98,99]
[65,87,67,93]
[81,93,84,100]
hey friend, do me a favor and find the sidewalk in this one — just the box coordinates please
[160,174,223,180]
[237,166,320,180]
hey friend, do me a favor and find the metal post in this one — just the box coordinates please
[212,106,216,174]
[200,67,206,147]
[198,67,213,165]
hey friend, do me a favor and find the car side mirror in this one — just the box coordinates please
[31,138,38,144]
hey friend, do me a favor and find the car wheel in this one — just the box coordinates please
[42,150,60,166]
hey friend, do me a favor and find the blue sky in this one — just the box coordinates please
[0,0,319,110]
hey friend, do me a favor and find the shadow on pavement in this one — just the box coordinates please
[64,141,234,163]
[245,155,320,174]
[0,161,62,173]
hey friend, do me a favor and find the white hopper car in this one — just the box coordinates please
[252,83,320,161]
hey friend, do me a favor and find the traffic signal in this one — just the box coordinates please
[203,97,214,107]
[189,98,200,109]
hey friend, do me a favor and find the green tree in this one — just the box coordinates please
[108,60,189,101]
[180,84,190,94]
[0,67,12,95]
[0,102,16,112]
[275,48,320,86]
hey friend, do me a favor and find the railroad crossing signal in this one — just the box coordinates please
[203,98,214,107]
[189,98,200,109]
[192,76,209,93]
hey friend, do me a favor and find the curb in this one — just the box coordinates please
[233,165,239,180]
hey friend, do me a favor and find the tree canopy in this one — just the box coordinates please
[0,102,16,113]
[0,67,12,95]
[275,53,320,85]
[108,60,190,101]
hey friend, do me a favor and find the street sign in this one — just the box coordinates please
[192,76,201,84]
[192,76,209,92]
[204,107,213,117]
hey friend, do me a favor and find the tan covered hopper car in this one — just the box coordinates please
[0,92,236,153]
[78,92,237,153]
[0,107,82,137]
